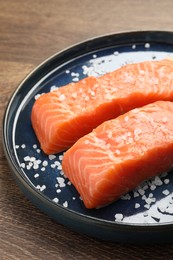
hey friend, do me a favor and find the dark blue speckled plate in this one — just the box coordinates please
[3,31,173,244]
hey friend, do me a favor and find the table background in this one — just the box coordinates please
[1,0,173,259]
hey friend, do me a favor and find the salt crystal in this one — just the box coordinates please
[36,149,41,153]
[33,164,39,170]
[108,132,112,138]
[20,163,25,168]
[115,213,123,221]
[93,54,97,58]
[34,173,39,178]
[41,167,45,171]
[53,198,59,203]
[49,154,56,160]
[42,160,48,167]
[133,191,139,198]
[132,44,136,49]
[72,77,79,82]
[115,149,120,155]
[144,204,150,209]
[135,203,140,209]
[66,70,70,74]
[59,94,66,101]
[63,201,68,208]
[162,117,168,123]
[57,165,62,170]
[162,189,170,196]
[33,144,37,149]
[91,91,95,96]
[59,155,64,161]
[72,93,77,98]
[145,198,153,205]
[145,43,150,48]
[56,189,61,193]
[150,184,156,191]
[164,179,170,184]
[50,85,57,92]
[24,156,30,161]
[124,116,129,122]
[113,51,119,56]
[138,188,145,196]
[40,185,46,191]
[85,140,89,145]
[21,144,26,149]
[30,157,36,162]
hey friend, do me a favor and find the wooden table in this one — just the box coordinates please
[1,0,173,259]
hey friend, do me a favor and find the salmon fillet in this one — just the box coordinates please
[62,101,173,209]
[31,58,173,154]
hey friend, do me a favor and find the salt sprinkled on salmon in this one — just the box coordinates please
[62,101,173,209]
[31,58,173,155]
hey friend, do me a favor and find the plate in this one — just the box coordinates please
[3,31,173,244]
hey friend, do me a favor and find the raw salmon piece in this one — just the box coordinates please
[31,59,173,154]
[62,101,173,209]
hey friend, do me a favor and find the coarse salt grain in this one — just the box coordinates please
[150,184,156,191]
[63,201,68,208]
[132,44,136,49]
[49,154,56,160]
[15,145,19,149]
[57,165,62,170]
[85,140,89,145]
[33,164,39,170]
[162,189,170,196]
[21,144,26,149]
[59,155,63,161]
[115,149,120,155]
[162,117,168,123]
[138,188,145,196]
[124,116,129,122]
[34,173,39,178]
[59,94,66,101]
[108,132,112,138]
[144,204,150,209]
[24,156,30,161]
[135,203,140,209]
[30,157,36,162]
[72,77,79,82]
[40,185,46,191]
[145,43,150,48]
[164,179,170,184]
[41,167,46,171]
[36,149,41,153]
[50,85,57,92]
[53,198,59,203]
[72,93,77,98]
[56,189,61,193]
[115,213,123,221]
[20,163,25,168]
[133,191,139,198]
[42,160,48,167]
[113,51,119,56]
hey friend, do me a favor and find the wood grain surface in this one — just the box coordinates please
[1,0,173,259]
